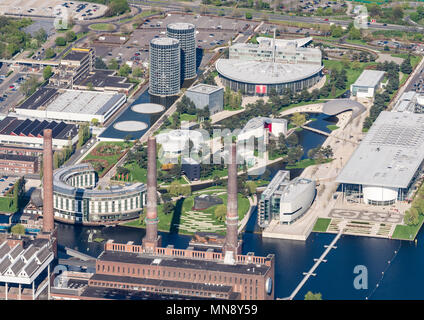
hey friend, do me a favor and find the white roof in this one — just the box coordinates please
[215,59,323,85]
[337,111,424,188]
[45,90,124,116]
[352,70,385,88]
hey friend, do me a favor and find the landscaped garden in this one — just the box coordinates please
[123,192,251,235]
[312,218,332,233]
[82,141,132,177]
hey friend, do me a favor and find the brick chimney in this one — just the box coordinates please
[224,142,239,263]
[42,129,54,233]
[142,136,161,251]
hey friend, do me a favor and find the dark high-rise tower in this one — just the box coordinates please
[166,22,196,81]
[43,129,54,233]
[142,136,161,251]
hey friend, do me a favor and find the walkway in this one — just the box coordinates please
[301,125,330,136]
[287,230,343,300]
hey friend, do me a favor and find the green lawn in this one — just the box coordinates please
[0,196,16,213]
[89,23,115,31]
[180,113,197,122]
[392,215,424,241]
[286,158,333,169]
[123,192,250,235]
[313,218,332,232]
[327,125,339,131]
[124,162,147,183]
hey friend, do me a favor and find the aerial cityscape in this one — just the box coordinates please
[0,0,424,305]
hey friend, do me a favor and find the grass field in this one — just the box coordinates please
[123,192,250,235]
[286,158,333,169]
[392,215,424,241]
[89,23,115,31]
[327,125,340,131]
[313,218,332,232]
[0,196,16,213]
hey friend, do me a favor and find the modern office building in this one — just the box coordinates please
[49,48,95,89]
[392,91,424,113]
[166,22,196,81]
[337,111,424,205]
[185,84,224,115]
[52,163,146,225]
[350,70,385,98]
[149,37,181,97]
[156,129,204,162]
[258,170,316,227]
[216,59,323,95]
[16,89,126,124]
[0,117,78,149]
[229,37,321,65]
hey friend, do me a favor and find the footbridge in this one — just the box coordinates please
[285,230,343,300]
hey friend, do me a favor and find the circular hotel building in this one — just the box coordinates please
[53,163,146,225]
[149,37,181,97]
[215,59,323,96]
[166,22,196,81]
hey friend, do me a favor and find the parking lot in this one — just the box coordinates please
[284,0,346,14]
[0,176,17,197]
[0,0,107,20]
[0,71,27,114]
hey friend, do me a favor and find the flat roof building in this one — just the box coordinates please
[350,70,385,98]
[0,154,39,174]
[337,111,424,205]
[16,89,126,124]
[185,84,224,115]
[392,91,424,113]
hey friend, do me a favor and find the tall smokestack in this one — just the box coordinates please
[224,142,239,263]
[43,129,54,233]
[142,136,161,251]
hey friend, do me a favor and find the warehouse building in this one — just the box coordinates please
[0,117,78,149]
[337,111,424,205]
[185,84,223,115]
[16,89,126,124]
[350,70,385,98]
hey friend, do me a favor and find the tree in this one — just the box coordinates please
[169,181,183,197]
[245,12,252,19]
[65,31,76,42]
[11,224,25,235]
[246,181,257,196]
[55,37,67,46]
[163,202,175,215]
[400,56,412,74]
[304,291,322,300]
[214,204,226,222]
[105,0,130,17]
[118,64,132,77]
[45,48,55,59]
[34,28,47,43]
[43,66,53,80]
[77,124,90,148]
[108,58,119,70]
[95,57,107,69]
[91,118,99,126]
[290,113,306,127]
[19,76,40,97]
[133,67,144,78]
[404,208,419,226]
[392,6,404,21]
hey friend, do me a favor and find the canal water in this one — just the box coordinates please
[56,112,420,300]
[99,89,177,140]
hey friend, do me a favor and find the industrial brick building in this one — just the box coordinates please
[0,154,38,174]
